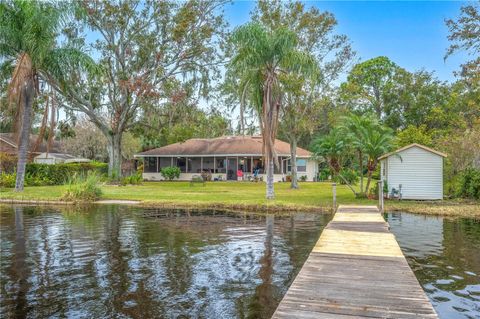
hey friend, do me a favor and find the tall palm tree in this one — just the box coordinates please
[358,125,394,193]
[229,23,317,199]
[0,0,95,191]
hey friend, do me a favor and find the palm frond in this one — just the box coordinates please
[44,45,99,88]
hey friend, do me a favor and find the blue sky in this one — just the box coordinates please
[224,1,469,83]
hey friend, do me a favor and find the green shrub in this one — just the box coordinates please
[25,172,54,186]
[0,172,16,188]
[136,163,143,175]
[0,153,17,173]
[458,168,480,200]
[371,165,380,181]
[299,175,308,182]
[444,174,461,198]
[369,180,388,199]
[0,171,59,187]
[62,173,103,202]
[334,168,359,185]
[317,168,330,181]
[25,162,108,185]
[120,173,143,185]
[160,166,181,181]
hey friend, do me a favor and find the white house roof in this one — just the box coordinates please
[34,152,91,162]
[64,158,91,163]
[378,143,447,160]
[35,152,76,159]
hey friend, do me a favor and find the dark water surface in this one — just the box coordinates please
[386,212,480,319]
[2,205,479,319]
[0,205,331,319]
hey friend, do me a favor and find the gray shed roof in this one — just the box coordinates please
[378,143,447,160]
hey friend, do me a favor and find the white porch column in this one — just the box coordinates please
[213,156,216,173]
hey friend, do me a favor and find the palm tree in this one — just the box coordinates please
[311,128,357,195]
[340,113,378,195]
[358,124,394,193]
[229,22,317,199]
[0,0,95,191]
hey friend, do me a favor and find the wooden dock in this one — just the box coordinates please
[273,205,438,319]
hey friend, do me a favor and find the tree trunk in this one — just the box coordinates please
[373,87,382,118]
[365,169,373,195]
[358,150,363,194]
[15,80,34,192]
[266,157,275,199]
[107,132,123,179]
[240,96,245,136]
[365,159,377,194]
[290,138,298,189]
[338,173,358,196]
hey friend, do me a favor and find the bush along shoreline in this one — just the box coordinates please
[61,173,103,202]
[0,162,108,187]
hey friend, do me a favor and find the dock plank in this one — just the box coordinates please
[272,205,438,319]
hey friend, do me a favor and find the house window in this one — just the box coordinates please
[202,157,215,173]
[253,158,264,174]
[187,157,202,173]
[159,157,172,170]
[287,159,307,172]
[215,158,226,173]
[297,159,307,172]
[174,157,187,173]
[144,157,158,173]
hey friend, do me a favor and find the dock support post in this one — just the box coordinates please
[378,180,384,212]
[332,183,337,212]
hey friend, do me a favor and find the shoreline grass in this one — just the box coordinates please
[386,200,480,218]
[1,181,478,218]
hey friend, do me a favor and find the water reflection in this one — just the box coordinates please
[0,205,330,318]
[386,212,480,319]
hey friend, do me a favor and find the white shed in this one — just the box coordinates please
[379,144,447,200]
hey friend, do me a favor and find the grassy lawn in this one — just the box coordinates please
[0,181,368,212]
[1,181,478,217]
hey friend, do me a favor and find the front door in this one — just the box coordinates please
[226,157,237,180]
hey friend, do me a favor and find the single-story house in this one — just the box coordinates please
[134,136,317,182]
[379,143,447,200]
[34,152,91,165]
[0,133,63,158]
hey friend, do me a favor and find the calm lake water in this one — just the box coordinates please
[386,212,480,319]
[1,206,479,319]
[0,205,331,319]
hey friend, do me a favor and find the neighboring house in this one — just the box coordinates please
[135,136,317,182]
[34,152,90,165]
[379,143,447,200]
[0,133,63,158]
